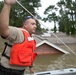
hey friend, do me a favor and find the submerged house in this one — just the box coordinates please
[36,40,69,54]
[33,33,73,54]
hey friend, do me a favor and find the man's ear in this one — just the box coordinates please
[23,23,27,28]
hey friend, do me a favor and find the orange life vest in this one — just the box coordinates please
[9,29,37,66]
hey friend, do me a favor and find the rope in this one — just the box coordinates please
[15,0,76,56]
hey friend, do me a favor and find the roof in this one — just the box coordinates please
[36,40,69,54]
[32,34,70,54]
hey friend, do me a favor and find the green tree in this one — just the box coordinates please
[57,0,65,15]
[65,0,76,35]
[43,5,58,32]
[57,0,76,35]
[54,24,57,33]
[0,1,3,11]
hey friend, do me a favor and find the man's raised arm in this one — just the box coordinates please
[0,0,16,37]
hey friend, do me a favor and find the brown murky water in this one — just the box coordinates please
[25,53,76,73]
[0,37,76,74]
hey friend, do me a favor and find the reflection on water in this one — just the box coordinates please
[25,54,76,73]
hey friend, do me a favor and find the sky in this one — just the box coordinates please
[0,0,60,29]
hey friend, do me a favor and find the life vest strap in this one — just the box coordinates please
[2,42,12,59]
[4,42,12,47]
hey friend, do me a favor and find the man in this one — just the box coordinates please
[0,0,37,75]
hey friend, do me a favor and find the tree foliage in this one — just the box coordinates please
[43,5,58,33]
[43,0,76,35]
[57,0,76,35]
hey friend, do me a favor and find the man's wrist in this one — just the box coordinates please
[4,3,12,8]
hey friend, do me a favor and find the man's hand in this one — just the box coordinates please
[4,0,16,5]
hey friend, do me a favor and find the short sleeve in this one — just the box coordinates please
[5,26,24,43]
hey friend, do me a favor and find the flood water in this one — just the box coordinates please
[25,53,76,73]
[0,37,76,74]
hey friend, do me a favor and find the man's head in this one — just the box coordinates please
[23,16,37,35]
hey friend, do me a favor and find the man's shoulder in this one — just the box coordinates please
[8,26,24,43]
